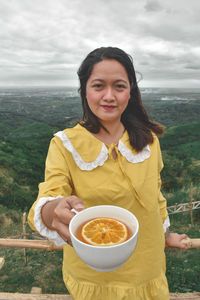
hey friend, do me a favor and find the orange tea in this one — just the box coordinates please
[75,217,133,246]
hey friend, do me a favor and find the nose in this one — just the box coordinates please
[102,87,115,101]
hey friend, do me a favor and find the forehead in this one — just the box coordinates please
[89,59,129,81]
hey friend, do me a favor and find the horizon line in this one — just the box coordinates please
[0,85,200,90]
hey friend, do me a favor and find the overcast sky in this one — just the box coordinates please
[0,0,199,88]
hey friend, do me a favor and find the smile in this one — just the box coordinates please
[101,105,116,111]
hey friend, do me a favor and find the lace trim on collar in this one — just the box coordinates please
[118,140,151,163]
[55,131,108,171]
[55,131,151,170]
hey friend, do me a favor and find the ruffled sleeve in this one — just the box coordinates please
[27,136,73,245]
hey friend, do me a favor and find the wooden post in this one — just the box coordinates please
[30,287,42,294]
[22,212,27,264]
[0,257,5,270]
[0,293,73,299]
[190,183,194,227]
[181,238,200,248]
[0,239,63,250]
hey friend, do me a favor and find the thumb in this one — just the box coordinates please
[180,235,191,249]
[74,202,85,211]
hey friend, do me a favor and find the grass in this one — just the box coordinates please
[166,247,200,293]
[165,187,200,293]
[0,248,66,294]
[166,215,200,293]
[0,91,200,294]
[0,205,67,294]
[0,196,200,294]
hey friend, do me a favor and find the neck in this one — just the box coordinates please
[95,120,125,145]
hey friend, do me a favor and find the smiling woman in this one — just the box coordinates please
[77,47,165,151]
[28,46,188,300]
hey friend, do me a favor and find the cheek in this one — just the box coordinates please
[86,88,102,103]
[120,92,130,107]
[125,90,131,100]
[86,91,99,112]
[86,91,95,104]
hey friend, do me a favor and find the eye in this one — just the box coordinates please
[92,83,103,89]
[116,84,126,90]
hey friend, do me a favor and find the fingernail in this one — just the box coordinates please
[76,204,84,209]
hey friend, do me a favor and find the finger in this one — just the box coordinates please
[182,234,189,239]
[52,219,72,244]
[179,234,190,245]
[54,205,75,225]
[65,195,85,211]
[181,243,189,249]
[53,195,84,225]
[180,237,191,249]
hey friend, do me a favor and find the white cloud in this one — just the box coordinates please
[0,0,199,87]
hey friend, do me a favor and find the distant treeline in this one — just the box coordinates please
[0,118,199,211]
[0,94,200,211]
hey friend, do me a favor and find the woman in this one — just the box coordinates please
[28,47,187,300]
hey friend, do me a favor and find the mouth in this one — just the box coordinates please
[101,105,116,111]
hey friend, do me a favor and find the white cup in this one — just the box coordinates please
[69,205,139,272]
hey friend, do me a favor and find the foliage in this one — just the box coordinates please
[0,204,67,294]
[0,200,200,293]
[166,217,200,293]
[0,89,200,293]
[160,123,200,191]
[0,120,57,210]
[0,247,66,294]
[166,248,200,293]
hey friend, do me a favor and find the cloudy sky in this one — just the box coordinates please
[0,0,199,88]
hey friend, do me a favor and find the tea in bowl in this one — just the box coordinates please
[69,205,139,272]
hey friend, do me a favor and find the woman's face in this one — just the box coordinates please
[86,59,131,125]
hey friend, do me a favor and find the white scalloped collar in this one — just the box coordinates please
[54,124,151,171]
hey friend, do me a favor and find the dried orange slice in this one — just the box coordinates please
[81,217,128,246]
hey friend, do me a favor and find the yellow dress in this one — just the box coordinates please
[28,124,170,300]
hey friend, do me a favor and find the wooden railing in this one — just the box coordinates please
[0,292,200,299]
[1,195,200,300]
[0,293,73,299]
[167,200,200,215]
[0,237,200,250]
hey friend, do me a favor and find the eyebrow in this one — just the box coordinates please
[91,79,129,84]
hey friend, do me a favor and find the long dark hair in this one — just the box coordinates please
[77,47,164,151]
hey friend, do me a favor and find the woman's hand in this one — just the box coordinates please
[165,232,189,249]
[41,196,85,246]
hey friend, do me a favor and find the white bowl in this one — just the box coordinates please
[69,205,139,272]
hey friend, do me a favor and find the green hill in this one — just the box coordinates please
[0,94,200,293]
[0,119,200,210]
[160,122,200,192]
